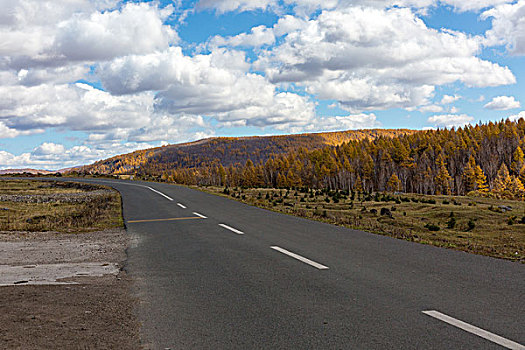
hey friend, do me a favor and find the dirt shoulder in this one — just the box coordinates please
[0,229,141,349]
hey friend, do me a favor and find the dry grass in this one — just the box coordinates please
[198,186,525,262]
[0,180,123,233]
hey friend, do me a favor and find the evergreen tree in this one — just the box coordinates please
[493,163,511,192]
[386,174,401,192]
[435,155,452,195]
[474,165,488,192]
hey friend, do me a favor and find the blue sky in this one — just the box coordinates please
[1,0,524,169]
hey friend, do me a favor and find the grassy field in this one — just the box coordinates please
[198,186,525,262]
[0,180,123,233]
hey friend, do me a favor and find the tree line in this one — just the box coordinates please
[155,119,525,199]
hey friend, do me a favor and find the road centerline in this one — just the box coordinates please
[422,310,524,350]
[177,203,187,209]
[127,217,203,224]
[193,212,207,219]
[218,224,244,235]
[270,246,329,270]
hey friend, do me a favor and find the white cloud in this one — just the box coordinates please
[428,114,474,128]
[419,105,444,113]
[483,95,521,110]
[210,25,276,48]
[0,141,163,170]
[482,1,525,55]
[197,0,514,16]
[32,142,66,156]
[440,0,515,12]
[196,0,276,13]
[300,113,381,132]
[255,7,514,113]
[98,47,316,129]
[0,2,176,71]
[0,83,154,132]
[441,94,461,104]
[509,111,525,121]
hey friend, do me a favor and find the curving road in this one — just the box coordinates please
[75,178,524,349]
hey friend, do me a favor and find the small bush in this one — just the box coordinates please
[466,219,475,231]
[447,217,456,229]
[424,223,440,231]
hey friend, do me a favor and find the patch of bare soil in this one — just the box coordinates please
[0,229,141,349]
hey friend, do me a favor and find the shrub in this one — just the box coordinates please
[424,223,440,231]
[466,219,475,231]
[447,217,456,229]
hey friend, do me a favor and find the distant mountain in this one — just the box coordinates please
[0,168,55,175]
[78,129,418,175]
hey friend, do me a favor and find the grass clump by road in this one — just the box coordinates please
[198,186,525,262]
[0,180,123,233]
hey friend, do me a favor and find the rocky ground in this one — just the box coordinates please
[0,229,141,349]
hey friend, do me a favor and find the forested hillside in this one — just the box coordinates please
[165,119,525,199]
[81,129,415,175]
[78,120,525,199]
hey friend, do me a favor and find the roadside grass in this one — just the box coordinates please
[0,180,123,233]
[196,186,525,262]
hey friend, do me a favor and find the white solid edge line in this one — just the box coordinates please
[177,203,187,209]
[218,223,244,235]
[145,186,174,201]
[270,246,329,270]
[65,179,176,202]
[422,310,524,350]
[193,212,207,219]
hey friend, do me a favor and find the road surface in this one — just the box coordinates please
[77,178,524,349]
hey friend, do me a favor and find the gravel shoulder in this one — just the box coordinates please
[0,229,141,349]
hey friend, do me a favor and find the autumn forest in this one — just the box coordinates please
[81,119,525,200]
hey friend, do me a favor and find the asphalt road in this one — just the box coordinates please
[76,178,524,349]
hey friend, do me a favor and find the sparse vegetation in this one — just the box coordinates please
[0,180,123,233]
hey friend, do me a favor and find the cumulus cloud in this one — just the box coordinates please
[255,7,514,112]
[482,1,525,55]
[98,47,316,129]
[0,2,176,71]
[0,141,162,170]
[509,111,525,122]
[209,25,276,48]
[196,0,514,15]
[428,114,475,128]
[483,95,521,110]
[419,105,444,113]
[440,0,516,12]
[196,0,276,13]
[0,83,153,132]
[299,113,381,133]
[441,94,461,104]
